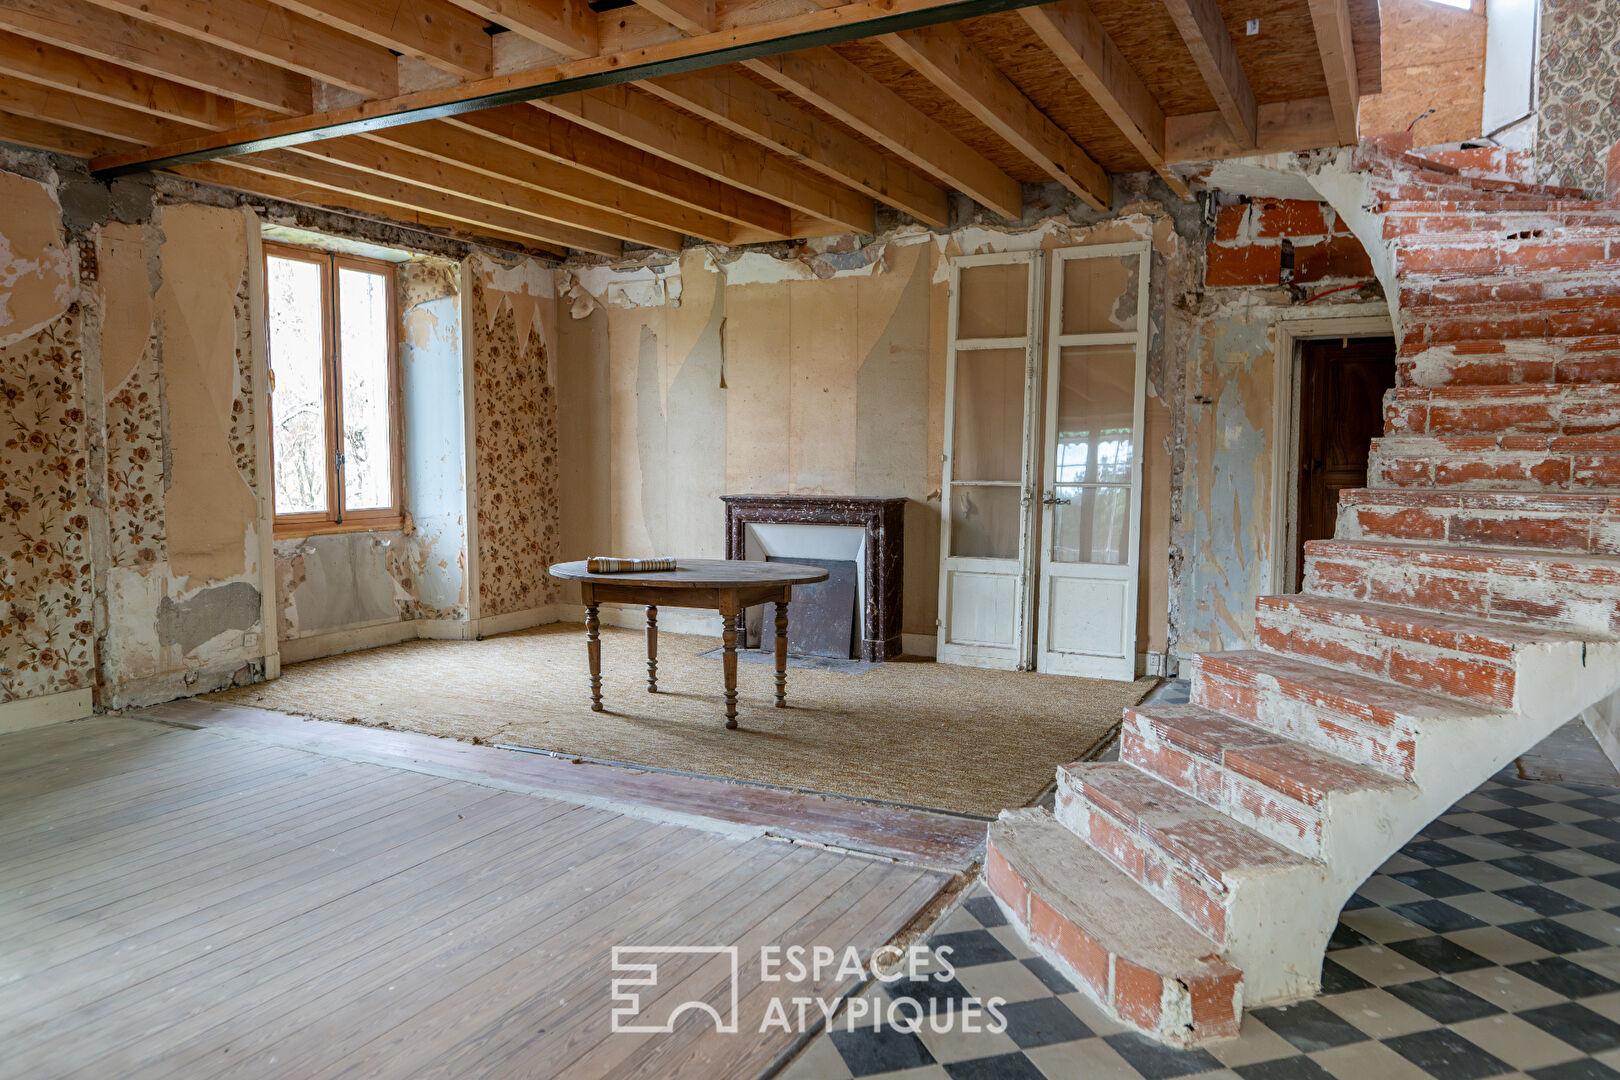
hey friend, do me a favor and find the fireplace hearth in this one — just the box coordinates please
[721,494,906,662]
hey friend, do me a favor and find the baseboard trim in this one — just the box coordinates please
[280,620,418,665]
[556,602,724,638]
[0,688,94,734]
[474,605,560,638]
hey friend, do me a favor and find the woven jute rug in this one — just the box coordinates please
[211,623,1155,817]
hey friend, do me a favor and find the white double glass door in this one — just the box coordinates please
[936,243,1149,680]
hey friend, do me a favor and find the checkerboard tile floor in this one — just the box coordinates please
[780,769,1620,1080]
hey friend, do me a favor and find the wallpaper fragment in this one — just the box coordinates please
[1537,0,1620,193]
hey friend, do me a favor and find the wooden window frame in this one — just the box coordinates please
[265,241,404,537]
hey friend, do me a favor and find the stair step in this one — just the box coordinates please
[1055,761,1308,943]
[1396,234,1620,278]
[1379,198,1620,215]
[1336,488,1620,555]
[1191,649,1505,778]
[1370,433,1620,492]
[987,808,1242,1044]
[1254,593,1590,708]
[1399,276,1620,308]
[1121,704,1406,857]
[1304,539,1620,637]
[1386,212,1620,239]
[1401,298,1620,349]
[1386,383,1620,436]
[1399,338,1620,387]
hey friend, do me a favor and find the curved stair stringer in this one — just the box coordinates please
[985,144,1620,1048]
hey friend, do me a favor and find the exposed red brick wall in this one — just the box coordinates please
[1205,198,1375,289]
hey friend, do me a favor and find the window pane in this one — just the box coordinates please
[956,262,1028,339]
[951,348,1025,482]
[1050,484,1131,565]
[949,485,1021,559]
[1061,254,1139,335]
[1053,345,1135,485]
[337,267,393,511]
[267,255,328,515]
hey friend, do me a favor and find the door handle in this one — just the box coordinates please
[1041,493,1071,506]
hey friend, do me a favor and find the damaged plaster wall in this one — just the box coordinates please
[469,251,561,620]
[0,168,93,706]
[274,256,471,648]
[554,198,1190,651]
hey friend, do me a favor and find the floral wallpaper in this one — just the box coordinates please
[104,352,166,571]
[1537,0,1620,193]
[470,270,560,618]
[0,305,95,703]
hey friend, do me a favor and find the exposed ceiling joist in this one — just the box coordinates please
[446,104,794,236]
[0,72,207,142]
[1305,0,1358,144]
[1161,0,1255,148]
[632,0,715,34]
[0,105,130,156]
[745,47,1022,219]
[291,137,686,248]
[0,0,313,113]
[232,146,623,253]
[878,24,1108,210]
[80,0,398,99]
[363,121,744,243]
[175,158,570,256]
[1164,94,1334,162]
[641,69,946,227]
[448,0,599,58]
[86,0,1066,179]
[0,28,234,128]
[1019,0,1187,199]
[265,0,493,80]
[537,85,874,233]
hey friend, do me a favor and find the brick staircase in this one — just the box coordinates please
[986,146,1620,1046]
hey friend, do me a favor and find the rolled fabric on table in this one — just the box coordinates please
[586,556,678,573]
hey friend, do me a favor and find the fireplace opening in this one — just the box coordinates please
[761,555,859,659]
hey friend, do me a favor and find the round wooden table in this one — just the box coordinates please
[547,559,830,728]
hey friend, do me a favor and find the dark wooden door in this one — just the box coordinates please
[1296,337,1396,590]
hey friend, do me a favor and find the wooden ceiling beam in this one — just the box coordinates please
[536,85,874,233]
[291,137,685,248]
[448,0,598,58]
[0,0,313,113]
[363,120,742,243]
[1305,0,1358,144]
[264,0,493,80]
[0,106,129,156]
[175,158,568,256]
[80,0,397,99]
[632,0,715,34]
[744,47,1022,218]
[879,24,1107,209]
[641,68,944,226]
[0,28,234,128]
[1164,95,1335,162]
[88,0,1058,177]
[231,147,621,254]
[1019,0,1187,198]
[1161,0,1256,148]
[443,105,792,236]
[0,75,208,142]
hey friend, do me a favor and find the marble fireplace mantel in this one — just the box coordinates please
[721,494,906,662]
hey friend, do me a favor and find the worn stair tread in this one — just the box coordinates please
[1339,488,1620,512]
[1376,433,1620,451]
[1062,761,1310,885]
[1127,704,1408,806]
[1197,649,1508,730]
[1257,593,1594,652]
[1391,383,1620,400]
[1308,538,1620,576]
[992,808,1231,975]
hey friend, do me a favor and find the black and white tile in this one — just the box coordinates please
[781,768,1620,1080]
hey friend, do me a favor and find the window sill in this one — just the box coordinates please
[274,517,405,539]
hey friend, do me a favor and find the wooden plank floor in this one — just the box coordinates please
[0,717,954,1080]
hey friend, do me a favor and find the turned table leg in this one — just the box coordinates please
[774,599,789,707]
[720,591,739,729]
[584,600,603,712]
[645,605,658,692]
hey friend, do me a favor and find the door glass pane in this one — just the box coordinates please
[337,266,393,511]
[266,255,328,515]
[950,485,1021,559]
[952,348,1025,482]
[957,263,1028,339]
[1061,254,1139,335]
[1053,345,1135,485]
[1050,485,1130,564]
